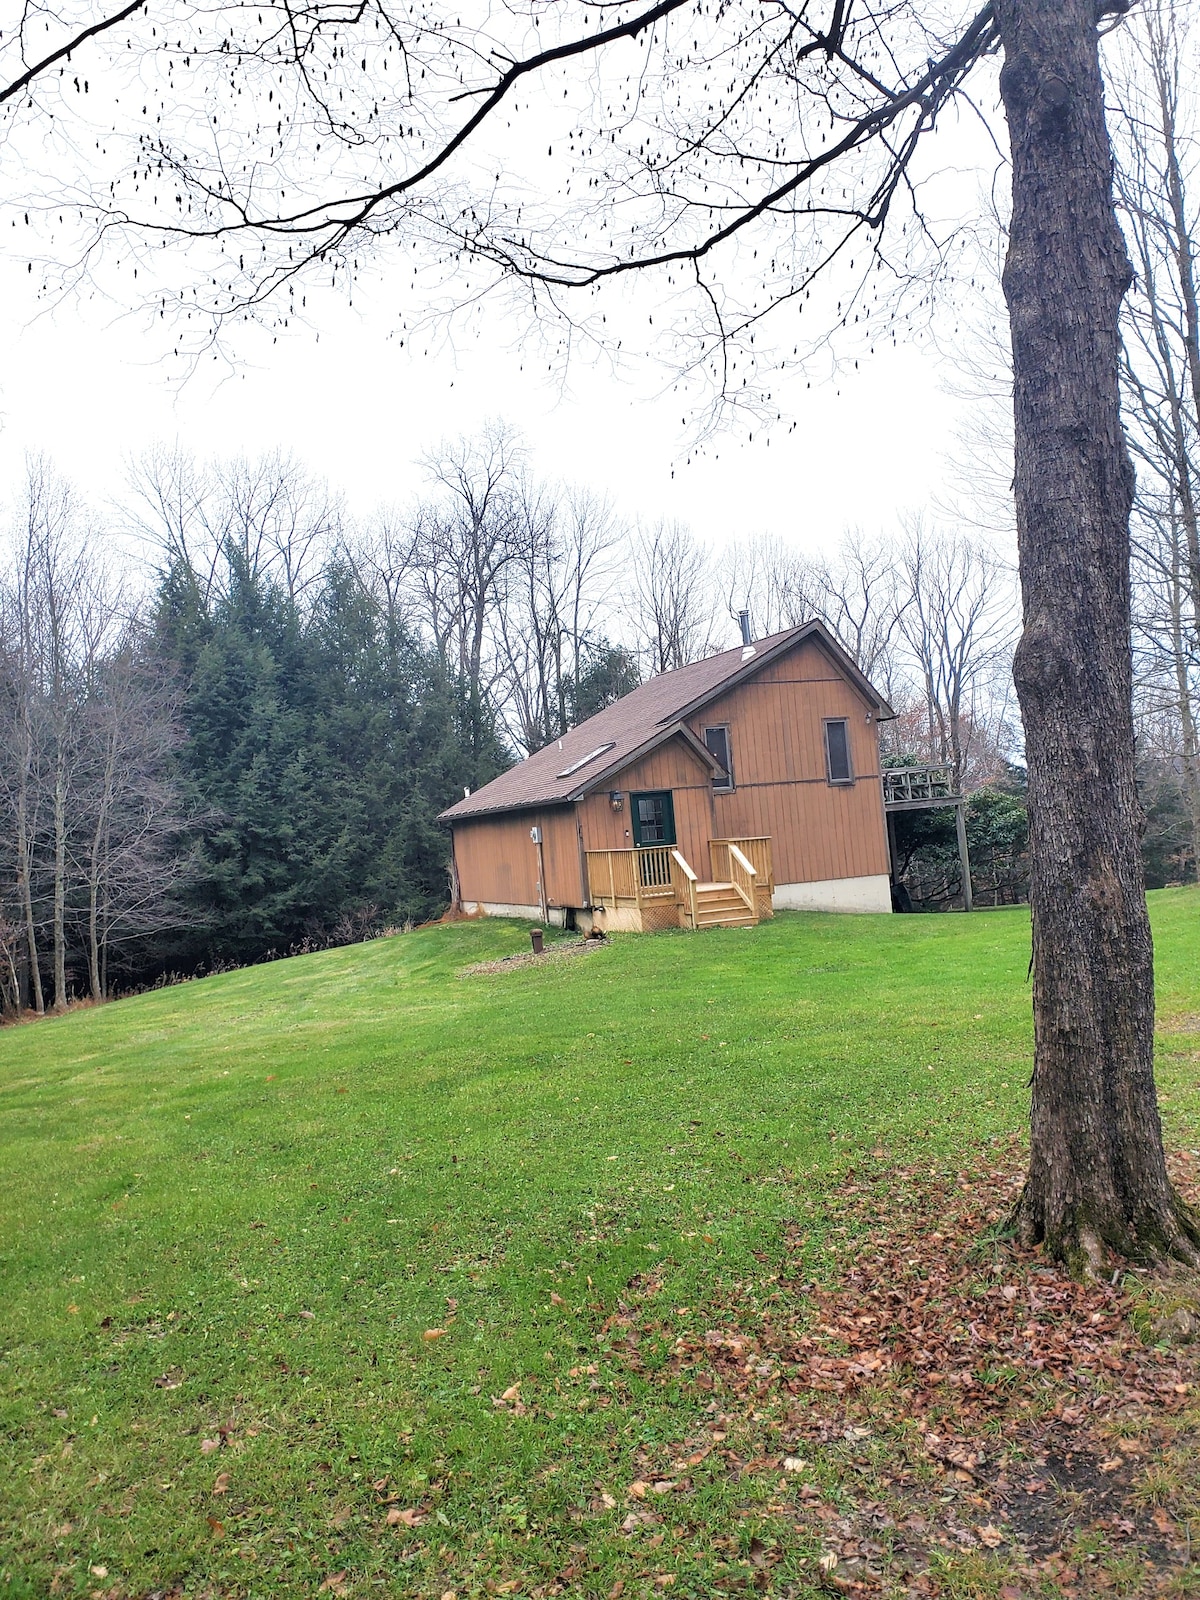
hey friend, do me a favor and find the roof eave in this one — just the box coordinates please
[437,796,576,824]
[668,619,894,722]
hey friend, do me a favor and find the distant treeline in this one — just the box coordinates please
[0,464,510,1012]
[2,417,1196,1012]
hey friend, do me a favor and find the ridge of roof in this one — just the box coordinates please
[439,620,891,822]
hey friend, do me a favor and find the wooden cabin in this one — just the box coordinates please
[440,620,895,931]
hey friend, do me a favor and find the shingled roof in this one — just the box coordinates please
[439,619,893,822]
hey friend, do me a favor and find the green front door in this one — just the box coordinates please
[631,791,676,848]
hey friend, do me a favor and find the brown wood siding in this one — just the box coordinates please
[688,637,890,884]
[452,806,582,910]
[576,736,714,876]
[452,636,890,910]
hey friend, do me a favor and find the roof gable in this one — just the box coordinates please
[440,620,893,822]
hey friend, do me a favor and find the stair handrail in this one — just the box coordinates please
[727,843,757,915]
[670,848,699,930]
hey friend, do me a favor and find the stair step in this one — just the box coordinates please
[693,879,757,928]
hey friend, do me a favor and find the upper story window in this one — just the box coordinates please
[703,725,734,791]
[824,718,853,784]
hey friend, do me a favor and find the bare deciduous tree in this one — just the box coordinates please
[78,633,189,1000]
[125,447,340,609]
[628,520,719,675]
[0,0,145,109]
[722,535,822,640]
[409,422,530,768]
[0,461,189,1012]
[1112,0,1200,879]
[496,485,622,753]
[896,521,1016,792]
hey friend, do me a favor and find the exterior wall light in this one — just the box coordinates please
[610,790,624,811]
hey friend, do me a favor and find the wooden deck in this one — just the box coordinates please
[584,838,774,932]
[882,764,959,810]
[881,765,973,912]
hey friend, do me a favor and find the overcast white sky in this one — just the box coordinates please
[0,4,1011,561]
[0,253,972,553]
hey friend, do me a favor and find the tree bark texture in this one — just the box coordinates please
[997,0,1199,1270]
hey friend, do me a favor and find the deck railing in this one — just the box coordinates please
[710,836,774,890]
[882,765,958,806]
[586,845,687,908]
[637,845,676,895]
[727,842,758,914]
[670,848,699,929]
[585,848,639,905]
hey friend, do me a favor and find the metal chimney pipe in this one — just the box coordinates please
[738,609,752,646]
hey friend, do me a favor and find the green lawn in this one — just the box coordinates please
[2,893,1198,1599]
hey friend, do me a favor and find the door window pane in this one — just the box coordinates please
[631,791,676,846]
[637,795,666,842]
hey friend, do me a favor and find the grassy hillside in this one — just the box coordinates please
[2,894,1198,1599]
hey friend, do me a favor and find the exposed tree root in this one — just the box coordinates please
[1010,1181,1200,1286]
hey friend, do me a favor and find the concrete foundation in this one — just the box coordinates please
[461,901,569,927]
[772,874,892,914]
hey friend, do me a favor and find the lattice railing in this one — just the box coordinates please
[882,766,958,805]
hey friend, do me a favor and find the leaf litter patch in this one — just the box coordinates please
[460,936,607,977]
[607,1142,1200,1596]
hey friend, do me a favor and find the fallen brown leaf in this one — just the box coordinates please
[211,1472,230,1495]
[387,1506,425,1528]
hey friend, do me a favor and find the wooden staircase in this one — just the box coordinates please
[694,880,758,928]
[583,836,773,933]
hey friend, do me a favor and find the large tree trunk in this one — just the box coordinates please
[997,0,1199,1271]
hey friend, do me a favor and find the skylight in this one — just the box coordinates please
[556,742,616,779]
